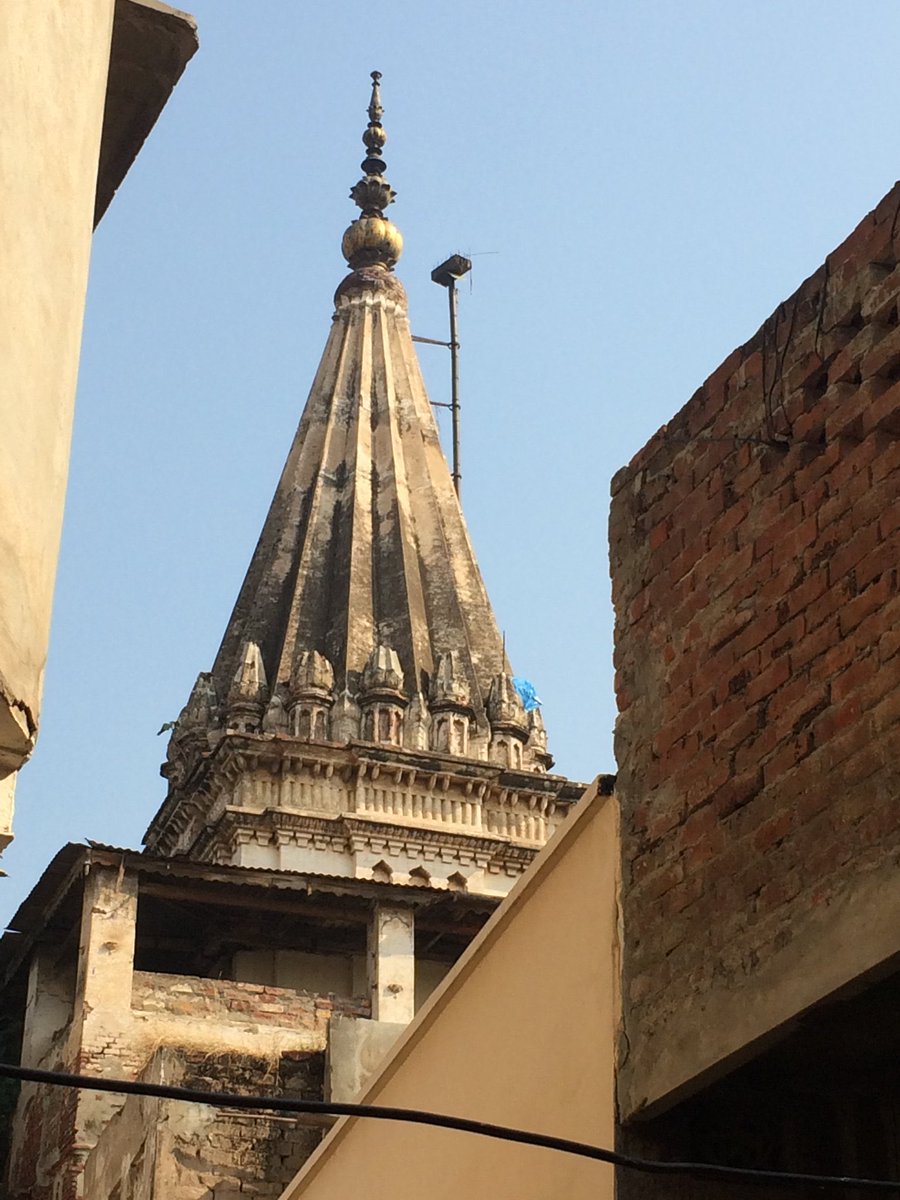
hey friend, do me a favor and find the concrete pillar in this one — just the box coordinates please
[21,946,75,1065]
[73,863,138,1155]
[75,863,138,1022]
[367,903,415,1023]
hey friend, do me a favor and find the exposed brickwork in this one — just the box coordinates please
[132,970,371,1027]
[83,1047,326,1200]
[611,183,900,1116]
[159,1049,326,1199]
[8,1072,78,1200]
[5,970,370,1199]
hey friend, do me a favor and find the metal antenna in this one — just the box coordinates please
[429,254,473,497]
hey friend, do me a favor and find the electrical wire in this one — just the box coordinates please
[1,1062,899,1192]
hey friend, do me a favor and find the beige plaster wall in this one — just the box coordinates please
[234,948,368,997]
[0,0,116,842]
[280,782,620,1200]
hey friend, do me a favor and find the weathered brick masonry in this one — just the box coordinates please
[83,1047,328,1200]
[131,971,370,1027]
[611,182,900,1119]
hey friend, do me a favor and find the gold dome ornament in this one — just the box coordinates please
[342,71,403,270]
[342,216,403,270]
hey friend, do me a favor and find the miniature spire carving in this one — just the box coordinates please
[162,672,221,785]
[487,673,529,769]
[226,641,269,733]
[342,71,403,270]
[179,672,219,732]
[289,650,335,741]
[430,652,473,756]
[360,645,407,746]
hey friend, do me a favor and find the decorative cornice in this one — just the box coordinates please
[146,731,590,862]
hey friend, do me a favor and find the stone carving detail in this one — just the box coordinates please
[432,712,470,757]
[403,693,431,751]
[181,672,219,732]
[486,672,527,729]
[527,708,553,773]
[361,644,404,694]
[429,652,473,757]
[430,652,470,709]
[331,688,361,743]
[289,650,335,741]
[226,642,269,734]
[261,682,291,734]
[486,673,529,768]
[360,645,406,747]
[162,673,221,784]
[164,650,553,774]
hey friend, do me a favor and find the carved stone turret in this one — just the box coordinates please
[360,644,406,746]
[225,642,268,734]
[430,652,473,756]
[179,672,219,734]
[487,673,529,769]
[162,672,220,784]
[527,707,553,773]
[361,644,404,696]
[289,650,335,741]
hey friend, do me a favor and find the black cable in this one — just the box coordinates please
[2,1062,899,1192]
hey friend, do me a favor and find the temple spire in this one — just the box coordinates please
[343,71,402,270]
[156,69,556,822]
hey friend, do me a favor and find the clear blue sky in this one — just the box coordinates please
[5,1,900,920]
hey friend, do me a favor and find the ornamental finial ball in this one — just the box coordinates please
[342,216,403,270]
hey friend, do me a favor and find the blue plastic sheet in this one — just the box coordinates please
[512,677,542,712]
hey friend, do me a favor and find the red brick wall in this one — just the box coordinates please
[7,1078,78,1200]
[611,183,900,1118]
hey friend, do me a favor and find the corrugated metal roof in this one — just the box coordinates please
[84,842,494,897]
[0,839,499,990]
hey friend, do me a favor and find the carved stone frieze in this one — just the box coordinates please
[146,732,583,893]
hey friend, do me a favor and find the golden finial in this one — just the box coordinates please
[342,71,403,270]
[367,69,384,126]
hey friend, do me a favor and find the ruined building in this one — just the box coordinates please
[0,74,584,1200]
